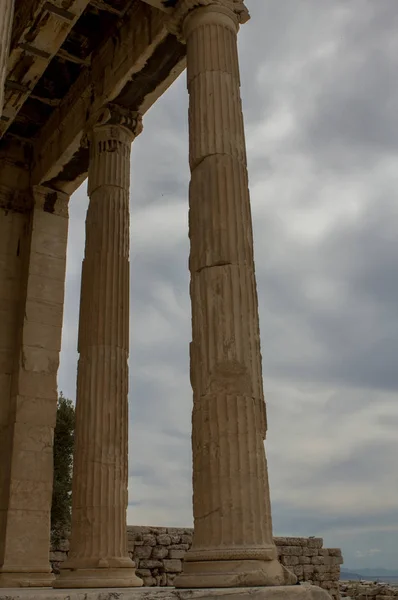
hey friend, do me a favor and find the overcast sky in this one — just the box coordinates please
[58,0,398,571]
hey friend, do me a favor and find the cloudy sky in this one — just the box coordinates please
[58,0,398,571]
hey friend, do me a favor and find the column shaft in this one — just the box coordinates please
[54,108,142,589]
[174,2,296,588]
[0,184,68,587]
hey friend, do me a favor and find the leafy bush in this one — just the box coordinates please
[51,393,75,546]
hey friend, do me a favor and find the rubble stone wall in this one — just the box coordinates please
[51,527,343,599]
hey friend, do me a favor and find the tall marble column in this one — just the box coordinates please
[54,105,143,589]
[171,1,297,589]
[0,0,14,117]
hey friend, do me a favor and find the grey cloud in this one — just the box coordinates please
[313,440,397,486]
[251,178,398,392]
[323,389,386,418]
[273,505,398,539]
[275,439,397,490]
[242,1,398,174]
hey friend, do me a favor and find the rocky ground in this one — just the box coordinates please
[340,580,398,600]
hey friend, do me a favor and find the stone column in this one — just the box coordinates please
[0,0,14,117]
[0,183,68,587]
[171,1,296,589]
[54,105,143,589]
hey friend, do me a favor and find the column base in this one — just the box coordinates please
[53,567,143,589]
[0,571,55,587]
[174,559,297,588]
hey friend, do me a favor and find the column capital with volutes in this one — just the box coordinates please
[84,104,142,195]
[85,103,143,146]
[168,0,250,41]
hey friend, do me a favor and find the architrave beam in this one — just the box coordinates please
[31,1,186,195]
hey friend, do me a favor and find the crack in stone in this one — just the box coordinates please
[196,507,222,520]
[196,261,232,274]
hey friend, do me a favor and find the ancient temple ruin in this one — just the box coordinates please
[0,1,332,596]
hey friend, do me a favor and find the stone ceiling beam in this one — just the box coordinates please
[140,0,170,12]
[0,0,91,138]
[89,0,125,16]
[31,1,186,195]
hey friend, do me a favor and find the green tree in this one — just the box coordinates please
[51,392,75,546]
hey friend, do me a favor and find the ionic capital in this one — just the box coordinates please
[95,104,143,138]
[84,104,143,146]
[168,0,250,41]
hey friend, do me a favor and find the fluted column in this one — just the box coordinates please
[54,105,143,589]
[0,0,14,117]
[171,1,296,588]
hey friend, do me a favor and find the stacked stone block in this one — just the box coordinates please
[51,527,343,597]
[126,527,193,587]
[274,538,343,600]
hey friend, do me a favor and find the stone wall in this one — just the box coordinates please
[51,527,343,599]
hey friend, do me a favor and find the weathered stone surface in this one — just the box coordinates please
[281,556,299,566]
[136,569,152,578]
[158,535,172,546]
[181,534,192,544]
[152,547,169,560]
[275,538,308,547]
[173,1,293,590]
[49,529,342,597]
[293,566,305,578]
[280,547,302,557]
[135,546,154,560]
[170,535,181,544]
[167,574,177,586]
[54,112,143,590]
[163,559,182,573]
[308,539,323,549]
[157,574,167,587]
[327,549,342,557]
[0,0,13,117]
[50,552,67,563]
[169,549,186,559]
[139,560,163,569]
[340,580,398,600]
[0,187,68,588]
[143,534,158,547]
[0,584,337,600]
